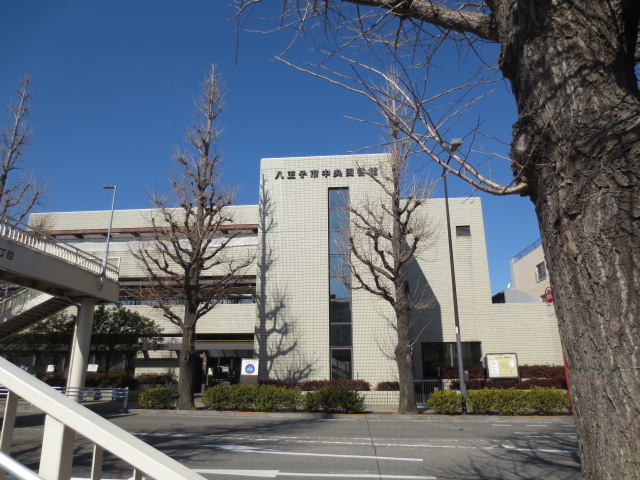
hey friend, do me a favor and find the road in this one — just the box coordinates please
[7,410,581,480]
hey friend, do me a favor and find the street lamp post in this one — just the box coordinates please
[444,139,467,400]
[101,185,117,279]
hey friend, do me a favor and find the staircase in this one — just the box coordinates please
[0,356,206,480]
[0,289,74,339]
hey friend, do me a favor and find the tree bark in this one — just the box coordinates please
[394,286,417,415]
[177,319,197,410]
[495,1,640,477]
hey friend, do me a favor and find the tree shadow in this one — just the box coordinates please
[405,256,443,379]
[255,175,315,382]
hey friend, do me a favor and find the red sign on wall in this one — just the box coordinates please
[545,287,554,305]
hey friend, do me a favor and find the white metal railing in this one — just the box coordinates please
[0,357,205,480]
[0,216,118,281]
[0,386,130,412]
[0,289,43,316]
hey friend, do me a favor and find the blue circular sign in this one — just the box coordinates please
[245,364,255,374]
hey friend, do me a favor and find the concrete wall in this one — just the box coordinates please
[511,245,550,301]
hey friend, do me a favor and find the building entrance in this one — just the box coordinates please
[201,347,254,388]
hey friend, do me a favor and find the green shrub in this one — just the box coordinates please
[428,390,464,414]
[138,386,179,409]
[84,370,138,389]
[465,387,570,415]
[39,372,66,387]
[525,386,571,415]
[254,385,302,412]
[298,379,370,392]
[303,384,364,413]
[202,384,303,412]
[135,372,178,386]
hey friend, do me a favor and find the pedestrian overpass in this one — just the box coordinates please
[0,216,119,339]
[0,216,204,480]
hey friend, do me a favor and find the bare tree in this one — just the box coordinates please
[342,107,434,414]
[131,65,254,410]
[0,76,46,223]
[238,2,640,477]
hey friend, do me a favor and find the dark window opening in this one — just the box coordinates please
[421,342,482,378]
[456,225,471,236]
[331,348,352,379]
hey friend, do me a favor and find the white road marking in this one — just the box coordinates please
[491,424,511,427]
[198,443,423,462]
[502,444,579,454]
[194,470,279,478]
[526,424,546,427]
[194,470,436,479]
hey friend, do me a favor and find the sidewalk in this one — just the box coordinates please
[2,392,422,415]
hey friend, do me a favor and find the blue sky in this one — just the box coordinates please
[1,1,540,294]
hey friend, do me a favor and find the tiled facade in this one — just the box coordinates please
[31,154,563,387]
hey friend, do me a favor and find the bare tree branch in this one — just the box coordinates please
[130,65,254,410]
[343,0,498,41]
[0,76,46,223]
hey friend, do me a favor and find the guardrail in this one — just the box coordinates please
[414,379,442,404]
[510,238,543,264]
[0,215,118,281]
[0,386,130,413]
[0,356,205,480]
[0,289,44,316]
[56,386,129,412]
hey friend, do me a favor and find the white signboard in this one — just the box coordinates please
[46,365,55,373]
[241,358,259,376]
[485,353,519,379]
[87,364,99,372]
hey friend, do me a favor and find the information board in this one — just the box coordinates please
[485,353,519,379]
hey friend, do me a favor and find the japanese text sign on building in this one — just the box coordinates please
[274,167,378,181]
[485,353,519,379]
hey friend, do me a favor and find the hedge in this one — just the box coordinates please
[428,390,465,414]
[135,372,178,386]
[85,370,139,389]
[303,383,365,413]
[428,387,570,415]
[450,377,566,390]
[203,384,302,412]
[376,381,400,391]
[202,383,365,413]
[138,386,179,409]
[258,378,371,391]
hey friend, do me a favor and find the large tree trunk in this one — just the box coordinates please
[177,319,197,410]
[394,291,417,415]
[496,1,640,478]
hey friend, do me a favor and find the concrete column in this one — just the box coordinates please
[66,297,97,392]
[0,391,18,480]
[39,414,74,480]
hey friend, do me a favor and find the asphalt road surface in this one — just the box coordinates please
[6,409,581,480]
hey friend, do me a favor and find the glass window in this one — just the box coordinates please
[329,300,351,322]
[536,262,547,281]
[330,323,352,347]
[456,225,471,236]
[329,278,351,300]
[329,233,348,255]
[331,348,352,379]
[329,209,349,230]
[329,188,349,209]
[421,342,482,378]
[330,255,349,278]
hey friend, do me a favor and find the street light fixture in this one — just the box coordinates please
[443,139,467,400]
[101,185,117,280]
